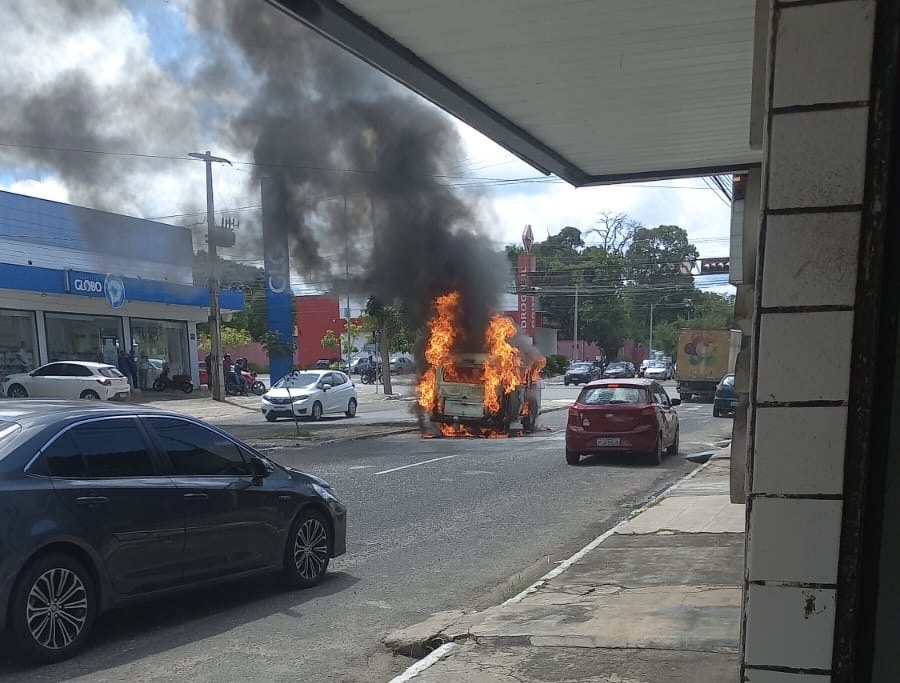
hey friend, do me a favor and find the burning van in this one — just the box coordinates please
[417,291,545,437]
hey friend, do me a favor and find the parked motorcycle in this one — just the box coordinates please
[360,366,383,385]
[152,365,194,393]
[242,370,266,396]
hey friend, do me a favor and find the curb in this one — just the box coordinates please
[315,426,419,446]
[384,454,725,682]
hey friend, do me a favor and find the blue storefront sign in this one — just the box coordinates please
[0,264,243,311]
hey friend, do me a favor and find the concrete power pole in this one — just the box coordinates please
[189,151,232,402]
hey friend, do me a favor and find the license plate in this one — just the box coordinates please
[116,392,129,399]
[730,400,738,407]
[597,437,621,447]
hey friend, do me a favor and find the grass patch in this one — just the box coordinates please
[498,573,531,602]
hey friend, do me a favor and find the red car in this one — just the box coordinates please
[565,379,681,466]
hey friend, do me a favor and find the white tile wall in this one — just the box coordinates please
[756,311,853,402]
[748,498,843,584]
[752,407,846,495]
[773,0,876,108]
[744,670,830,683]
[761,212,861,308]
[744,585,836,670]
[767,107,869,209]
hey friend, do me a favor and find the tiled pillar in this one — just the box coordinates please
[742,0,875,679]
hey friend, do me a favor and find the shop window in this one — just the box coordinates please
[45,313,123,365]
[0,309,38,380]
[130,319,190,376]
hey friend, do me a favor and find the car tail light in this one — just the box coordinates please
[568,407,581,426]
[96,378,111,386]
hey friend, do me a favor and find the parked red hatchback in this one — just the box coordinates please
[565,379,681,466]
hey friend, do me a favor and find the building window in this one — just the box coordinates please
[130,319,190,376]
[0,309,38,379]
[45,313,123,366]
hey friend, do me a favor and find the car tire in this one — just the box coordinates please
[7,383,28,398]
[647,434,663,466]
[565,449,581,466]
[680,393,692,402]
[564,379,569,386]
[79,390,100,400]
[265,412,278,422]
[9,552,98,664]
[713,407,721,417]
[311,401,323,421]
[666,428,680,456]
[345,397,357,418]
[282,509,332,589]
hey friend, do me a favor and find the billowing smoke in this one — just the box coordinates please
[1,0,512,346]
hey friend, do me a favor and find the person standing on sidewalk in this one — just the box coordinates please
[138,352,151,391]
[127,350,139,390]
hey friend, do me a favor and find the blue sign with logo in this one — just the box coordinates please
[261,177,295,384]
[104,274,126,309]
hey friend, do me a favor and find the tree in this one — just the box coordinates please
[198,327,252,352]
[623,225,700,343]
[365,296,413,395]
[321,329,340,353]
[585,211,642,255]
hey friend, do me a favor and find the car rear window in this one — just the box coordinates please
[722,375,735,387]
[98,367,125,378]
[578,386,647,405]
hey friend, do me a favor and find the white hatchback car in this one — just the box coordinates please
[2,361,131,400]
[260,370,358,422]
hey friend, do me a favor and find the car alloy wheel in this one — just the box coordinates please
[11,554,96,663]
[283,510,331,588]
[311,401,323,421]
[80,390,100,400]
[345,397,357,418]
[7,384,28,398]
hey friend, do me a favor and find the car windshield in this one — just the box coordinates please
[648,362,666,368]
[579,386,646,405]
[571,364,592,371]
[275,373,321,389]
[607,363,625,369]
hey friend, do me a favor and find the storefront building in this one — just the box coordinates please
[0,191,243,385]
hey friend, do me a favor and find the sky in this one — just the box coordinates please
[0,0,734,297]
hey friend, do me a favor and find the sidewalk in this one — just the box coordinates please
[385,453,744,682]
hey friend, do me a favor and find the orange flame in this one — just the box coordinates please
[417,290,546,437]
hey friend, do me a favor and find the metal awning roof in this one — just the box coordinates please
[269,0,763,187]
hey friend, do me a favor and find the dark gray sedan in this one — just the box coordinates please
[0,401,347,663]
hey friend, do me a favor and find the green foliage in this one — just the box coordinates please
[259,330,297,357]
[545,354,570,377]
[321,329,340,351]
[197,327,252,352]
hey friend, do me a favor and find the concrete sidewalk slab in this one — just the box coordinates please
[385,454,745,683]
[408,642,738,683]
[614,495,744,535]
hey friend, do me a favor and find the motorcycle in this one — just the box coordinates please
[242,369,266,396]
[152,365,194,393]
[360,366,383,385]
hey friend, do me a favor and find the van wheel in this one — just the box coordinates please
[9,553,97,663]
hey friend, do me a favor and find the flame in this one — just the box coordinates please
[416,290,546,438]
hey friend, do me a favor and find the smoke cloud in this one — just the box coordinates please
[1,0,512,346]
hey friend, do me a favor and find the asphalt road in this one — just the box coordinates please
[0,384,731,683]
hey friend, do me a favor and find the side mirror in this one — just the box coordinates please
[670,398,681,407]
[251,457,272,478]
[321,383,332,391]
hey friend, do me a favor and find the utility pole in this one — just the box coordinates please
[343,195,352,375]
[573,283,579,361]
[189,151,232,401]
[649,302,657,357]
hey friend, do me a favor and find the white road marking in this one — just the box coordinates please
[372,454,459,476]
[348,465,376,470]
